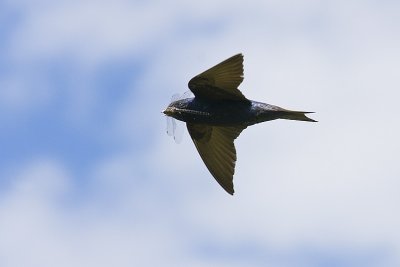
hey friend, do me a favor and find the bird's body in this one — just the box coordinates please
[163,54,315,195]
[165,97,314,127]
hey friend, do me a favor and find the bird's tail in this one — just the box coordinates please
[278,110,317,122]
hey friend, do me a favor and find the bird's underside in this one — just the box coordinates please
[164,53,316,195]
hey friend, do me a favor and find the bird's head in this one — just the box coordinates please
[162,96,194,121]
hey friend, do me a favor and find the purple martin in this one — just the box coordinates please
[163,54,316,195]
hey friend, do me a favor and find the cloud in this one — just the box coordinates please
[1,0,400,266]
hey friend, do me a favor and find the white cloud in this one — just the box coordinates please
[0,159,190,267]
[1,0,400,266]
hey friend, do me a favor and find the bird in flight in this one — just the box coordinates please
[163,54,316,195]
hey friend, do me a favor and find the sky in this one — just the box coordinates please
[0,0,400,266]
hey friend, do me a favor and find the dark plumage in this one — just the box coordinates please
[163,54,316,195]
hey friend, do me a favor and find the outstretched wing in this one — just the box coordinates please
[188,54,249,101]
[187,123,246,195]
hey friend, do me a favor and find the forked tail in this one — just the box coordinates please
[279,110,317,122]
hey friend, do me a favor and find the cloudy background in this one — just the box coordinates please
[1,0,399,266]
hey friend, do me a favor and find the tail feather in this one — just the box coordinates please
[279,110,317,122]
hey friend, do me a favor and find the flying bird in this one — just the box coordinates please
[163,54,316,195]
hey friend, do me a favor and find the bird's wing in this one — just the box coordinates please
[188,54,249,101]
[187,123,246,195]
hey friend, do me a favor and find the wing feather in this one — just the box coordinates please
[187,123,246,195]
[188,54,249,101]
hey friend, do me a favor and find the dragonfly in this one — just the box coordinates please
[165,91,194,143]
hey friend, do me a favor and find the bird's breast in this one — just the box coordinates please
[171,98,255,126]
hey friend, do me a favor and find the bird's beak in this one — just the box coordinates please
[163,107,174,116]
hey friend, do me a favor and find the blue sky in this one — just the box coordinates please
[1,0,400,266]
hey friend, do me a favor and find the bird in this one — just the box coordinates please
[163,53,316,195]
